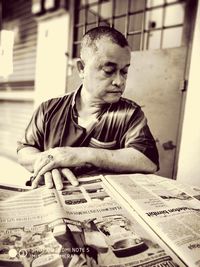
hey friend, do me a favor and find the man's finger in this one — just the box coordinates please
[61,168,79,186]
[44,171,54,189]
[34,156,49,177]
[52,169,63,190]
[32,175,43,189]
[33,161,55,180]
[34,154,55,177]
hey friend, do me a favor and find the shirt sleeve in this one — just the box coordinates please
[123,107,159,170]
[17,103,45,152]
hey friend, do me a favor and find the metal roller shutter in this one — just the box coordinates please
[0,0,37,159]
[0,100,34,159]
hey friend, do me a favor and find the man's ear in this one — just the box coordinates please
[76,59,85,79]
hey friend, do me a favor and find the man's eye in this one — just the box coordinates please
[103,69,115,75]
[121,70,128,75]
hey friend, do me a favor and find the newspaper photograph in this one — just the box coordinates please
[103,174,200,267]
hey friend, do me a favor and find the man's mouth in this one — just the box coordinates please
[107,90,122,94]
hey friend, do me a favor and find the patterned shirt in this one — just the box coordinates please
[17,87,159,170]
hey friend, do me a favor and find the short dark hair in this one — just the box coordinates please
[80,26,129,58]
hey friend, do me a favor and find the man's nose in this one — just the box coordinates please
[112,72,124,87]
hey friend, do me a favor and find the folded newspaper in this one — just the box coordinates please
[0,174,199,267]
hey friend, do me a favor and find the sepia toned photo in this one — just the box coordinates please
[0,0,200,266]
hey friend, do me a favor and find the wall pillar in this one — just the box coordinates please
[176,1,200,186]
[34,11,69,107]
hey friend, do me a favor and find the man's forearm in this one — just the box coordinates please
[83,147,157,174]
[17,147,42,172]
[18,146,157,177]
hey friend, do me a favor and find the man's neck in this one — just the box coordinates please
[74,87,101,129]
[76,87,101,117]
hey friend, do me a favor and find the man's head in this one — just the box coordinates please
[80,26,129,62]
[77,26,131,104]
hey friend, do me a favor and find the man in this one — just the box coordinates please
[17,26,159,190]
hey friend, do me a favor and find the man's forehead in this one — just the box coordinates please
[103,61,130,68]
[96,47,131,68]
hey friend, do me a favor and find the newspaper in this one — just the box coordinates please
[0,175,184,267]
[103,174,200,267]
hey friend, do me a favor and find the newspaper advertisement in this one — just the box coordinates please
[103,174,200,267]
[0,176,181,267]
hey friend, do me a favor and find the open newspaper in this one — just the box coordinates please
[0,174,195,267]
[102,174,200,267]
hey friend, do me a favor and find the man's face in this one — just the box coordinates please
[80,38,131,104]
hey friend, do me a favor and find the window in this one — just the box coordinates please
[0,30,14,77]
[72,0,186,58]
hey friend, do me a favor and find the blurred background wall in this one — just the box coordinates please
[0,0,199,185]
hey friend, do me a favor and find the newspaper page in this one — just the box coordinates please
[162,179,200,202]
[0,176,182,267]
[56,175,184,267]
[0,184,69,267]
[103,174,200,267]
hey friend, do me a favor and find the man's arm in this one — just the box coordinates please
[17,147,41,173]
[90,147,157,173]
[27,146,157,188]
[17,147,78,190]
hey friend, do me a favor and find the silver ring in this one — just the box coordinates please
[30,176,35,182]
[47,154,54,161]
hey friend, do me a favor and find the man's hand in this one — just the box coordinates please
[33,147,85,176]
[31,147,82,189]
[32,168,78,190]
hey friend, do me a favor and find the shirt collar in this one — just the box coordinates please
[72,85,82,108]
[71,85,82,120]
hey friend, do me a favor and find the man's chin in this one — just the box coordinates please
[104,95,121,103]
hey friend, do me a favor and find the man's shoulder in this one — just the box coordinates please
[41,91,75,110]
[113,97,141,112]
[120,97,140,107]
[107,97,144,122]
